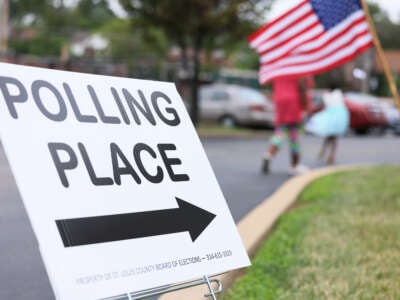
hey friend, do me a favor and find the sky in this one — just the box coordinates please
[268,0,400,23]
[80,1,400,24]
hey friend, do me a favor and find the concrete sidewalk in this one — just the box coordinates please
[159,165,363,300]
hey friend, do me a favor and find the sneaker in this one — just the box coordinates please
[288,164,309,176]
[262,158,270,174]
[326,156,335,165]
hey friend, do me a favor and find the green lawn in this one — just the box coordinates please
[223,165,400,300]
[196,123,270,137]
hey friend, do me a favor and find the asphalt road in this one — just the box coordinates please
[205,133,400,222]
[1,133,399,299]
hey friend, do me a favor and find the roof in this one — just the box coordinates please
[374,50,400,73]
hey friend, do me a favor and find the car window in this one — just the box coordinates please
[237,88,265,103]
[200,88,212,100]
[210,90,230,101]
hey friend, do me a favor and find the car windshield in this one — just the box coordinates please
[238,88,266,103]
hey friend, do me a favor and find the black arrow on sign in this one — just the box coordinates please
[56,197,216,247]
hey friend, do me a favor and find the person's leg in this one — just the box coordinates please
[262,126,283,173]
[288,125,300,168]
[326,136,337,164]
[288,125,309,175]
[318,137,330,160]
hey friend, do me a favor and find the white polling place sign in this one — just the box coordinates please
[0,63,250,300]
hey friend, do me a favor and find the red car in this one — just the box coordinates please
[344,92,387,135]
[312,90,387,135]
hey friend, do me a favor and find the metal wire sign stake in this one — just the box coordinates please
[102,275,222,300]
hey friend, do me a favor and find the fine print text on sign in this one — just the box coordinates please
[0,63,250,300]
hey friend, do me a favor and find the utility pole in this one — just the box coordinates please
[0,0,9,58]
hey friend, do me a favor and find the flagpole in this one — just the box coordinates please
[360,0,400,111]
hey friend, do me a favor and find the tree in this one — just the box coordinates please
[368,2,400,49]
[74,0,114,30]
[9,0,115,58]
[119,0,270,125]
[9,0,67,57]
[9,0,49,23]
[97,18,169,79]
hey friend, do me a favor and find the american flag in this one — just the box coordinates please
[248,0,374,85]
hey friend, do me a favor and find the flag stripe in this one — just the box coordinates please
[295,19,368,58]
[249,1,311,48]
[260,32,371,80]
[260,42,373,83]
[257,13,320,54]
[260,24,324,64]
[260,24,370,72]
[259,37,373,83]
[295,10,366,53]
[260,10,366,64]
[248,0,373,85]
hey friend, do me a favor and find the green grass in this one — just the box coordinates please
[196,123,270,137]
[223,165,400,300]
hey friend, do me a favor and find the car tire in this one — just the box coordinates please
[392,122,400,136]
[219,115,237,128]
[354,128,368,135]
[377,126,387,136]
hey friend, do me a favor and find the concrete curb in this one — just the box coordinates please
[159,164,364,300]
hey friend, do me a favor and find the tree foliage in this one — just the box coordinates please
[98,18,168,76]
[9,0,115,57]
[368,2,400,49]
[119,0,270,125]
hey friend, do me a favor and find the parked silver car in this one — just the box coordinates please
[199,83,274,128]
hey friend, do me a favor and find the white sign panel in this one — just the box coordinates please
[0,63,250,300]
